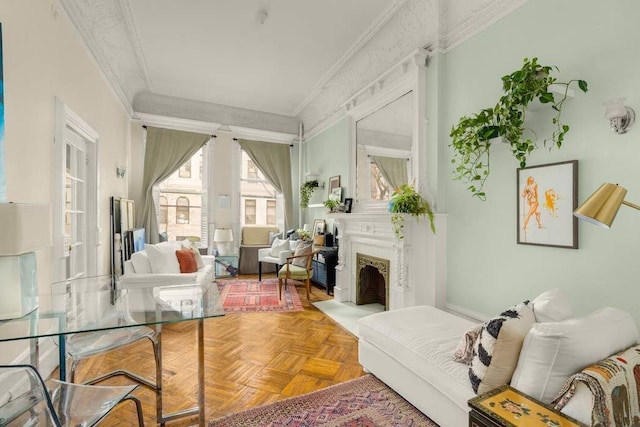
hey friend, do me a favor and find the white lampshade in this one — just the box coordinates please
[213,228,233,243]
[0,203,51,255]
[603,98,628,120]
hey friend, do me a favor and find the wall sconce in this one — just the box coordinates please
[603,98,635,134]
[116,166,126,178]
[574,183,640,228]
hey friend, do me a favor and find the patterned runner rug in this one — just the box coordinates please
[209,374,438,426]
[217,278,303,313]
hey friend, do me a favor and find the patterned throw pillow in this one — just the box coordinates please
[291,242,312,268]
[469,301,535,394]
[175,249,198,273]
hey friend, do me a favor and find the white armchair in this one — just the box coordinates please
[258,240,299,281]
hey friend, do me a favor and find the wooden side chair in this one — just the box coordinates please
[278,249,319,301]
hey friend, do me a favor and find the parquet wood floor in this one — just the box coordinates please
[63,274,364,426]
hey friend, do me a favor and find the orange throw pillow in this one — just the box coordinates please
[175,249,198,273]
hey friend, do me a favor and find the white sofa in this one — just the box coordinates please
[358,300,639,426]
[119,241,214,289]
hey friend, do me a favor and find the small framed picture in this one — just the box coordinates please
[312,219,326,237]
[517,160,578,249]
[328,175,341,198]
[344,198,353,213]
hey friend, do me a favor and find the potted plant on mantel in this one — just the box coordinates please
[323,198,340,213]
[299,179,319,208]
[388,183,435,240]
[450,57,588,200]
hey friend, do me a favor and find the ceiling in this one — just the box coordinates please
[59,0,528,135]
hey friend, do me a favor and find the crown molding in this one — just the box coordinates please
[300,0,530,135]
[135,113,221,135]
[58,0,148,116]
[291,0,409,117]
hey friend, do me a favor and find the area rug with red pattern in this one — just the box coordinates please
[216,278,303,313]
[209,374,438,426]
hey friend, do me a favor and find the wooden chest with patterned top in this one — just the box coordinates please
[468,385,587,427]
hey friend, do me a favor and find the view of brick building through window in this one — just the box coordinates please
[240,151,279,226]
[156,148,281,246]
[158,148,204,244]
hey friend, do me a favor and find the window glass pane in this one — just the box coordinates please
[239,150,281,227]
[179,160,192,178]
[245,199,256,224]
[267,200,276,225]
[370,163,390,200]
[158,148,205,243]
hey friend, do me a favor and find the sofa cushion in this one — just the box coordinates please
[510,307,639,403]
[358,306,477,412]
[130,251,151,274]
[531,288,573,323]
[469,301,535,394]
[176,249,198,273]
[291,241,312,267]
[145,243,180,274]
[270,238,290,257]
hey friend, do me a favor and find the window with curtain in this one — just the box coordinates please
[157,147,207,243]
[370,162,390,200]
[239,150,280,226]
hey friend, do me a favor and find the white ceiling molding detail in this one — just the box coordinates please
[291,0,410,116]
[135,113,222,135]
[58,0,147,115]
[228,126,297,145]
[59,0,530,133]
[299,0,531,132]
[133,92,300,135]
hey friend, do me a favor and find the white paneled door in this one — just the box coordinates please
[53,100,99,281]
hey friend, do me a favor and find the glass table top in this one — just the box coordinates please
[0,275,224,343]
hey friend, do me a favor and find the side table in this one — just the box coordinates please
[468,385,587,427]
[213,255,239,278]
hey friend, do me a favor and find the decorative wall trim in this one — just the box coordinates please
[136,113,221,135]
[229,126,296,145]
[292,0,410,116]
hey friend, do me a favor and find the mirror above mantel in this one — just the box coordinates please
[356,91,413,202]
[344,47,428,214]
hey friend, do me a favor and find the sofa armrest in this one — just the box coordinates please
[258,248,272,258]
[119,273,199,289]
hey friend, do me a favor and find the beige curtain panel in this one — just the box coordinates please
[238,139,293,230]
[372,155,408,190]
[139,127,211,244]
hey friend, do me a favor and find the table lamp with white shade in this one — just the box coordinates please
[0,203,51,320]
[213,228,233,256]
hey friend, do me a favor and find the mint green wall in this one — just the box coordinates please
[303,117,350,226]
[443,0,640,320]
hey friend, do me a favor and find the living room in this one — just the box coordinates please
[1,0,639,425]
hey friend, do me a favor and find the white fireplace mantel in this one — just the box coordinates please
[332,212,447,311]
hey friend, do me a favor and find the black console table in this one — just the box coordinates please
[311,246,338,295]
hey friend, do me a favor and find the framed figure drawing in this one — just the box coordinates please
[517,160,578,248]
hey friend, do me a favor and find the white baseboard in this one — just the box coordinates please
[444,303,489,323]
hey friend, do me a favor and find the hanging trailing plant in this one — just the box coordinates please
[388,183,435,239]
[300,179,319,208]
[450,57,588,200]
